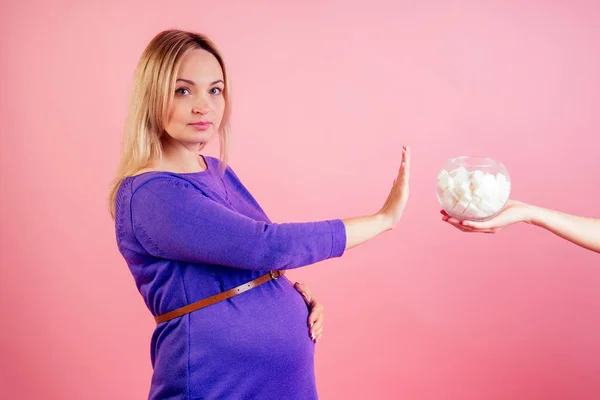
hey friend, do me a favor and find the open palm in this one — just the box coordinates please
[441,200,530,233]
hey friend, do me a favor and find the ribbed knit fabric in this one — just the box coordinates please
[115,156,346,399]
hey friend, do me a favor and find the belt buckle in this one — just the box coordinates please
[269,270,281,280]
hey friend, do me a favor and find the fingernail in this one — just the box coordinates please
[310,322,314,328]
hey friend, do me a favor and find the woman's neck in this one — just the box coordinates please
[157,140,208,173]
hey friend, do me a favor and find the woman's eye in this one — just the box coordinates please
[175,88,190,95]
[210,87,222,95]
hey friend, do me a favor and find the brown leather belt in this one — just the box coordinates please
[154,270,285,324]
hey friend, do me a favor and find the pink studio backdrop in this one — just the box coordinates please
[1,1,599,399]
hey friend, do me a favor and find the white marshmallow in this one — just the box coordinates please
[499,180,511,196]
[437,169,449,181]
[442,194,458,210]
[452,196,471,214]
[437,186,445,198]
[455,180,471,196]
[439,187,456,210]
[464,202,487,219]
[498,188,510,203]
[461,191,473,203]
[469,196,481,207]
[491,199,505,212]
[437,174,454,191]
[450,166,470,183]
[470,170,485,186]
[477,199,499,214]
[438,165,510,219]
[446,186,459,201]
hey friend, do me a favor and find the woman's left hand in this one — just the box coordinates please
[441,200,532,233]
[294,282,324,343]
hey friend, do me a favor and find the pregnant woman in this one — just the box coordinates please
[109,29,411,399]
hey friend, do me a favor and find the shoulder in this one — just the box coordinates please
[126,174,213,221]
[125,173,195,199]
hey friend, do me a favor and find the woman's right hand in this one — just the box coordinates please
[377,144,411,229]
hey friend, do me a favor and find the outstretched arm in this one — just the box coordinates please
[441,200,600,254]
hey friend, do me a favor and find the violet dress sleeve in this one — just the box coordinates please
[130,177,346,270]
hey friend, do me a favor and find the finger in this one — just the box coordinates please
[398,144,409,174]
[442,218,478,232]
[446,217,464,225]
[399,144,406,166]
[308,302,323,327]
[399,162,406,186]
[294,282,313,306]
[310,314,323,334]
[309,309,323,340]
[313,327,324,342]
[309,312,323,340]
[396,155,406,180]
[401,146,411,183]
[444,218,500,234]
[462,220,497,230]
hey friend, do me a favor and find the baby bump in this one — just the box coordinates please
[186,276,316,396]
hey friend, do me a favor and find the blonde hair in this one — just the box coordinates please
[108,30,231,219]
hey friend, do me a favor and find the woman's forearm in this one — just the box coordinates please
[526,205,600,253]
[342,214,392,250]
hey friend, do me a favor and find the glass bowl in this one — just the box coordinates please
[436,156,511,222]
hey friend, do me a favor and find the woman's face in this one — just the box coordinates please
[163,49,225,146]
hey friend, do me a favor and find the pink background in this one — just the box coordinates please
[1,1,599,399]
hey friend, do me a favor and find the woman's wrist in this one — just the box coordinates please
[373,211,393,232]
[522,203,547,226]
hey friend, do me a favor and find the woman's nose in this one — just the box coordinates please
[192,96,210,114]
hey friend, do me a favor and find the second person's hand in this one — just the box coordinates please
[441,200,532,233]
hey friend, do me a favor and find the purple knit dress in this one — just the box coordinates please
[114,156,346,399]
